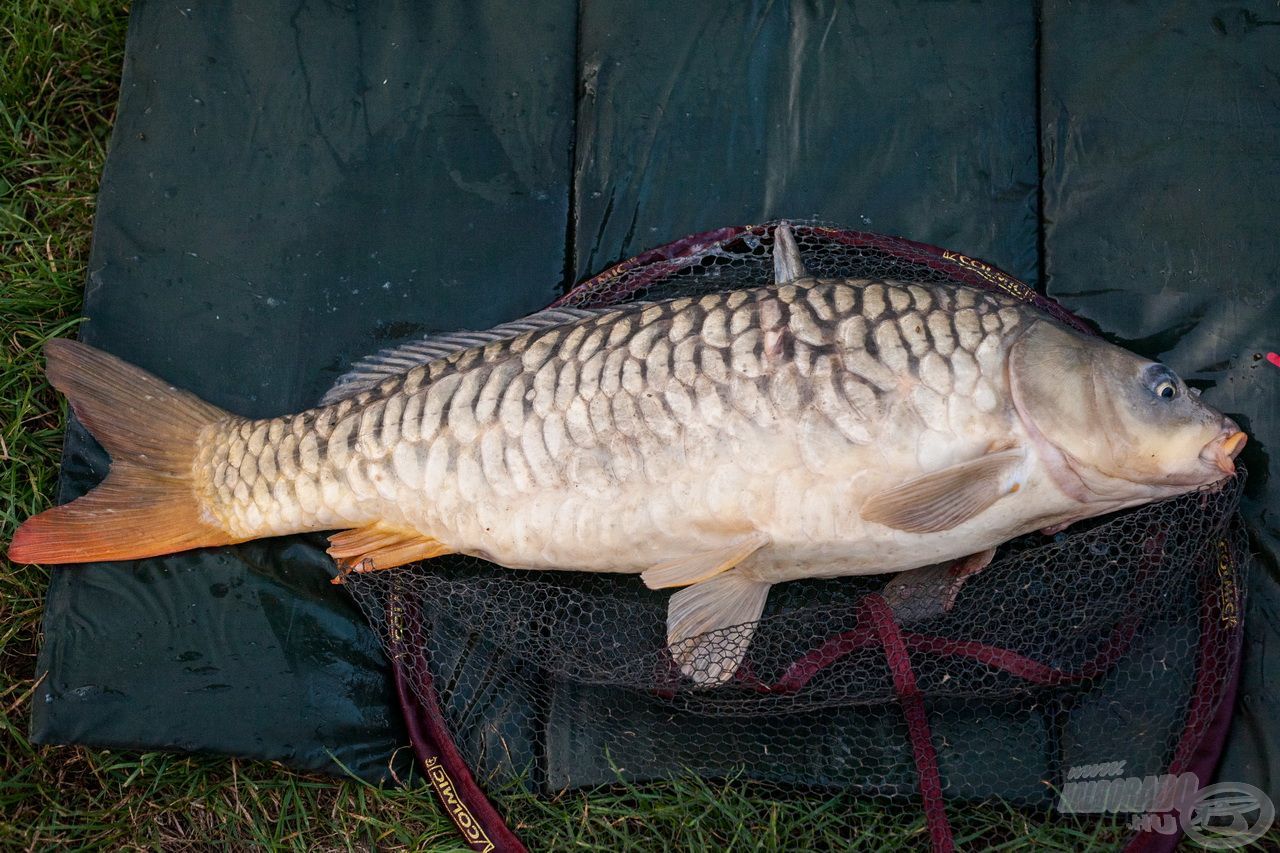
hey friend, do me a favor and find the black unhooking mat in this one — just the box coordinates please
[31,0,1280,800]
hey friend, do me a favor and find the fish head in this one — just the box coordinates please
[1009,320,1246,502]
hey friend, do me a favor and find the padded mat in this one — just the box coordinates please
[32,0,1280,796]
[33,0,577,779]
[1039,2,1280,796]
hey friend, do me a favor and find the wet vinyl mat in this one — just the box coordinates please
[32,0,1280,804]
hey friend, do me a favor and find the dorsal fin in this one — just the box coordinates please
[772,222,809,284]
[319,305,618,405]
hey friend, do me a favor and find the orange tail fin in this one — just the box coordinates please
[8,339,238,565]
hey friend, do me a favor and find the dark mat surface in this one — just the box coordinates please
[1039,1,1280,796]
[33,0,1280,796]
[569,0,1039,283]
[33,0,576,780]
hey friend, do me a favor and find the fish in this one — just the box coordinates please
[7,225,1247,684]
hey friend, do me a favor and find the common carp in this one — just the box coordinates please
[8,226,1246,683]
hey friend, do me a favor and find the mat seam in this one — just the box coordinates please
[561,0,584,294]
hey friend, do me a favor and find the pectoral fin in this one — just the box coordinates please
[327,523,452,582]
[640,533,768,590]
[667,571,771,685]
[861,449,1024,533]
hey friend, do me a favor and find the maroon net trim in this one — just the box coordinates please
[552,222,1095,336]
[1123,535,1247,853]
[392,597,529,853]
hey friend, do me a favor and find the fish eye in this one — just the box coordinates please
[1143,364,1180,401]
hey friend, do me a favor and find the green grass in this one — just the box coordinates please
[0,2,1269,850]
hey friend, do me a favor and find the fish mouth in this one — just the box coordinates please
[1200,426,1247,476]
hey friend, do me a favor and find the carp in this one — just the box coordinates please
[8,226,1246,684]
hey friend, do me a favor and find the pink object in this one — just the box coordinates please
[1266,352,1280,369]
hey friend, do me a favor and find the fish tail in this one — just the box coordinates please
[8,339,238,565]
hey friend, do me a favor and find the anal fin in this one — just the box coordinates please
[666,571,771,685]
[327,523,452,583]
[641,533,768,590]
[861,449,1024,533]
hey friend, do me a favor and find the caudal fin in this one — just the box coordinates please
[8,339,237,565]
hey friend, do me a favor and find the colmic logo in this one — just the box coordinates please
[424,756,496,853]
[1058,761,1274,849]
[940,250,1036,301]
[1216,538,1240,627]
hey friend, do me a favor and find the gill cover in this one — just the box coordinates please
[1007,321,1107,472]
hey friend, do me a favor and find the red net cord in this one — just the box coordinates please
[864,594,957,853]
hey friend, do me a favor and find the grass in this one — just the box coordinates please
[0,1,1271,850]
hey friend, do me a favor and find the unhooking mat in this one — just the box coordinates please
[31,0,1280,797]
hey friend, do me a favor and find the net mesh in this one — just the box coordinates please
[343,222,1247,838]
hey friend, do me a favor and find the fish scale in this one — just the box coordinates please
[194,276,1024,573]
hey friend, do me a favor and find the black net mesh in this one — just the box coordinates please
[343,223,1248,840]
